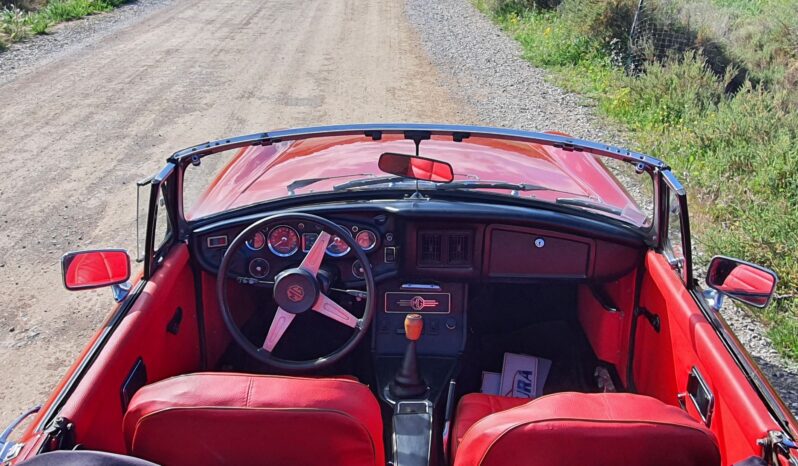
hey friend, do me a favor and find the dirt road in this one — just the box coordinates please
[0,0,472,426]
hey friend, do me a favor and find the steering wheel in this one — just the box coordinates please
[217,212,376,371]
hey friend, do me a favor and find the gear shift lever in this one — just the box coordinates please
[389,314,427,399]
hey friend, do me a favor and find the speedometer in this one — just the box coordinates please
[268,225,299,257]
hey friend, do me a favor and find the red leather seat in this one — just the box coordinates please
[452,394,528,459]
[453,392,720,466]
[123,373,384,466]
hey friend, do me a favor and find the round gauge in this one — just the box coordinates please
[248,258,270,279]
[355,230,378,251]
[352,260,366,279]
[325,234,351,257]
[267,225,299,257]
[245,231,266,251]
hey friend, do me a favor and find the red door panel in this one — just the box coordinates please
[635,251,780,464]
[55,244,201,453]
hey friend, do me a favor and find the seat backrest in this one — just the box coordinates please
[454,392,720,466]
[123,373,384,466]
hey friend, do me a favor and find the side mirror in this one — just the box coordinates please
[706,256,778,308]
[62,249,131,291]
[378,152,454,183]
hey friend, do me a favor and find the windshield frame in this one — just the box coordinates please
[171,124,667,237]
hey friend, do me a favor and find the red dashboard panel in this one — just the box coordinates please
[486,226,593,279]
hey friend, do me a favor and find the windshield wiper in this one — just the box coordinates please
[332,175,412,191]
[287,173,373,195]
[333,178,586,196]
[555,198,623,216]
[434,180,581,196]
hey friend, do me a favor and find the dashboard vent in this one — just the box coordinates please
[448,234,470,265]
[418,230,473,267]
[420,233,443,265]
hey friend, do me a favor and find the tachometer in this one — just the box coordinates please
[326,233,351,257]
[268,225,299,257]
[245,231,266,251]
[355,230,377,251]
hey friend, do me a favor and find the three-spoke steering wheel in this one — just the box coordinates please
[217,212,376,371]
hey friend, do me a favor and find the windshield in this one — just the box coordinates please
[183,134,653,227]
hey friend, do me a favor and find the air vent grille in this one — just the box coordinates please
[418,230,473,267]
[420,233,442,264]
[448,234,469,264]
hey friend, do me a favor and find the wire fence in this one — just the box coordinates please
[628,0,695,74]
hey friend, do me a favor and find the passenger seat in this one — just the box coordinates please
[451,392,720,466]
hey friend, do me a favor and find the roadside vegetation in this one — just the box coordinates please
[0,0,128,49]
[474,0,798,359]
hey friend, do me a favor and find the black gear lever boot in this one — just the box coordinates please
[389,313,427,398]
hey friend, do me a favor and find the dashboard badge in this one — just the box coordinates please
[287,285,305,303]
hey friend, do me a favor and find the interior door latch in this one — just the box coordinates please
[635,307,661,333]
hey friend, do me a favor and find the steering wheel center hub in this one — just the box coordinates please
[273,268,319,314]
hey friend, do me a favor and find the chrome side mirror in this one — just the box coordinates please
[706,256,778,308]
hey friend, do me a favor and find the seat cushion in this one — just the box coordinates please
[452,394,529,460]
[124,372,384,466]
[453,392,720,466]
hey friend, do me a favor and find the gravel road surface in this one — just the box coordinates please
[405,0,798,415]
[0,0,472,426]
[0,0,795,430]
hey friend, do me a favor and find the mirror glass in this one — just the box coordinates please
[706,256,777,308]
[62,249,131,290]
[378,152,454,183]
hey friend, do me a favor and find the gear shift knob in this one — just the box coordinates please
[390,313,426,399]
[404,314,423,341]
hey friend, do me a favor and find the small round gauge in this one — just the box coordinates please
[352,260,366,279]
[355,230,378,252]
[245,231,266,251]
[248,258,270,279]
[268,225,299,257]
[325,234,351,257]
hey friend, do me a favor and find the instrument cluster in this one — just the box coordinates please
[195,214,399,285]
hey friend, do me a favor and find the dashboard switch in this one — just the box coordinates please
[445,318,456,331]
[385,247,397,263]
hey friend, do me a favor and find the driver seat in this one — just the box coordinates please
[123,373,384,466]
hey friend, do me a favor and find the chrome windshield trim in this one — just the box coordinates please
[167,124,668,170]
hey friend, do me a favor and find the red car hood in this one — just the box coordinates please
[187,134,646,224]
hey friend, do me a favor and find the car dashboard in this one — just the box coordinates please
[191,199,644,358]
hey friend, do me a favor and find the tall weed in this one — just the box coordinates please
[480,0,798,359]
[1,6,28,41]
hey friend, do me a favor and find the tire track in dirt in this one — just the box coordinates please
[0,0,475,426]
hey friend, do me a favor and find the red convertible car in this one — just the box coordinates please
[1,124,795,466]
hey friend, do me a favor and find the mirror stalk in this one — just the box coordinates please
[703,288,724,312]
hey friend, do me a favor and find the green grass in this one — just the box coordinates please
[475,0,798,360]
[1,0,127,46]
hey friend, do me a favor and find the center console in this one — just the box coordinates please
[372,281,467,466]
[374,281,467,356]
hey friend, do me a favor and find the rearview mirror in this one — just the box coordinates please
[62,249,131,291]
[378,152,454,183]
[706,256,777,308]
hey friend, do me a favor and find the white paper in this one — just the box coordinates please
[481,371,501,395]
[500,353,549,398]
